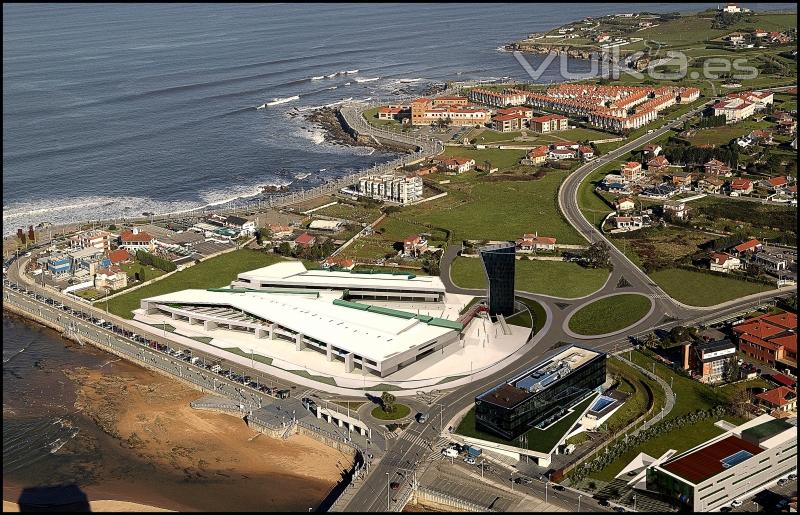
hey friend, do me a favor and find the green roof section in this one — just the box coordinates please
[207,287,319,297]
[348,268,416,279]
[333,299,464,331]
[741,418,793,443]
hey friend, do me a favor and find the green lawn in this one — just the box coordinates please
[313,202,382,224]
[362,106,403,129]
[371,403,411,421]
[106,250,285,319]
[516,297,548,333]
[648,268,773,307]
[402,170,584,244]
[439,147,528,170]
[568,294,651,335]
[450,257,609,298]
[456,395,596,453]
[685,120,772,146]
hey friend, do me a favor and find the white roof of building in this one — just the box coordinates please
[235,261,446,293]
[142,289,456,362]
[308,220,343,230]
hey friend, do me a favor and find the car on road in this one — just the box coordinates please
[719,507,732,513]
[518,476,533,485]
[612,507,625,512]
[390,482,400,490]
[441,448,459,458]
[597,499,610,507]
[778,478,789,486]
[464,456,476,465]
[788,473,797,481]
[730,499,743,508]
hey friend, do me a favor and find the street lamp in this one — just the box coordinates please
[578,494,582,511]
[386,472,391,510]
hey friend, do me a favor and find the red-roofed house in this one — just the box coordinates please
[516,233,557,252]
[94,265,128,291]
[402,235,428,257]
[530,114,568,133]
[704,159,733,177]
[615,197,636,212]
[732,239,762,255]
[578,145,595,160]
[755,386,797,413]
[433,156,475,174]
[621,162,644,182]
[377,106,409,121]
[709,252,741,273]
[491,112,528,132]
[321,256,355,271]
[771,373,797,389]
[106,248,132,265]
[524,145,549,165]
[294,233,316,248]
[647,155,670,173]
[733,311,798,368]
[730,178,753,195]
[764,176,789,192]
[119,228,155,252]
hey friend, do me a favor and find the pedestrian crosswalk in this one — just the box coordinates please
[401,431,430,448]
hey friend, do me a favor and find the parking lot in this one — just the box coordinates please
[730,473,797,512]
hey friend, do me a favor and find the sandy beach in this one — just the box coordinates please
[3,356,352,512]
[3,499,172,512]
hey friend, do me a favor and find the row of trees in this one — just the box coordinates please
[694,114,727,129]
[663,139,740,169]
[135,250,177,273]
[274,239,336,261]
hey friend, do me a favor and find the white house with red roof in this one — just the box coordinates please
[578,145,595,160]
[709,252,741,273]
[763,176,790,192]
[732,239,762,256]
[615,197,636,212]
[94,265,128,291]
[402,235,428,257]
[119,228,155,252]
[515,233,557,252]
[321,256,355,271]
[730,178,753,195]
[530,114,568,133]
[713,96,755,123]
[433,156,475,174]
[621,161,644,182]
[704,159,733,177]
[106,248,132,265]
[294,232,316,248]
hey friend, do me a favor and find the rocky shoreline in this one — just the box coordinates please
[303,107,416,154]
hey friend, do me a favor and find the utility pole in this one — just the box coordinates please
[386,472,390,510]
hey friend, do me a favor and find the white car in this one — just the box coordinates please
[730,499,743,508]
[464,456,476,464]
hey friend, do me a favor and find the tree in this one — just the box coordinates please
[380,391,396,413]
[254,228,264,246]
[138,266,146,282]
[584,241,611,269]
[722,357,740,383]
[277,241,292,256]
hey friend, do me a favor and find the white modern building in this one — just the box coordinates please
[640,415,797,512]
[231,261,446,302]
[139,288,462,377]
[357,174,423,204]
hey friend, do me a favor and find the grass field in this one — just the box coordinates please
[684,120,772,146]
[508,297,548,333]
[450,257,609,298]
[568,294,651,335]
[362,106,403,129]
[648,268,773,307]
[312,202,382,224]
[106,250,285,319]
[439,146,528,170]
[401,169,584,244]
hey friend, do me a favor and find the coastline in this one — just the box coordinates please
[1,319,353,512]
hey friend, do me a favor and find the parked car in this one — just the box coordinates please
[788,473,797,481]
[778,478,789,486]
[730,499,743,508]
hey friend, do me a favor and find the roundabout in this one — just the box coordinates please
[564,293,654,338]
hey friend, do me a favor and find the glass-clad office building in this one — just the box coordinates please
[479,242,516,318]
[475,345,606,440]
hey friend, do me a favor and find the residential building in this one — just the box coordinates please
[479,242,516,318]
[524,145,548,165]
[357,174,423,204]
[119,228,156,252]
[410,97,491,126]
[578,145,595,160]
[663,201,690,221]
[321,256,354,271]
[139,287,462,377]
[710,253,741,273]
[377,106,409,121]
[46,252,72,276]
[713,97,756,123]
[615,197,636,212]
[731,239,762,256]
[433,156,475,174]
[70,229,113,251]
[308,220,344,232]
[491,112,527,132]
[621,162,644,182]
[647,155,670,173]
[753,251,788,274]
[643,415,796,512]
[467,88,528,107]
[106,248,132,266]
[402,235,428,257]
[94,266,128,291]
[683,338,737,383]
[755,387,797,414]
[224,215,257,237]
[294,233,316,248]
[231,261,446,303]
[699,176,725,194]
[730,178,753,195]
[530,114,568,133]
[704,159,733,177]
[515,233,557,252]
[733,311,797,368]
[475,345,606,441]
[548,148,576,160]
[613,215,647,231]
[764,176,789,192]
[671,172,693,190]
[268,224,294,239]
[643,144,662,157]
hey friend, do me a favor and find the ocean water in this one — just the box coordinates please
[2,3,785,233]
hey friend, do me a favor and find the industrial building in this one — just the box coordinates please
[643,415,797,512]
[474,345,607,440]
[231,261,446,302]
[139,288,462,377]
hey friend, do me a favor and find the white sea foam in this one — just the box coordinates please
[354,77,379,83]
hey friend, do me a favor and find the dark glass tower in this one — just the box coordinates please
[479,242,516,318]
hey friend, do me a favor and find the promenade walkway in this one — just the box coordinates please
[615,353,675,436]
